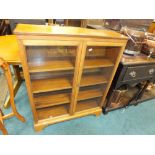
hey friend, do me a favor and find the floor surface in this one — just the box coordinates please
[1,82,155,135]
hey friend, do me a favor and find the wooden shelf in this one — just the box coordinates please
[80,74,107,87]
[34,93,70,109]
[36,103,102,127]
[29,58,114,73]
[32,74,107,94]
[34,88,102,109]
[84,58,114,69]
[78,89,102,101]
[37,104,69,120]
[75,100,99,113]
[32,77,72,94]
[29,60,74,73]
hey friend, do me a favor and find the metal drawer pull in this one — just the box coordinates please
[129,71,136,77]
[149,68,155,74]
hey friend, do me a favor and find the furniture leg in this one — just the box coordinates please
[0,109,4,123]
[126,88,141,106]
[0,121,8,135]
[0,58,26,123]
[95,111,102,117]
[0,108,4,116]
[4,65,22,108]
[4,63,25,122]
[126,81,150,106]
[134,80,150,105]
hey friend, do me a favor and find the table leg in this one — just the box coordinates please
[0,121,8,135]
[4,65,22,108]
[134,80,150,105]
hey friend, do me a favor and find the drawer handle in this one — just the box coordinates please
[129,71,136,78]
[149,68,155,75]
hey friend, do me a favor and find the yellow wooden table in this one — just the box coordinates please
[0,35,22,108]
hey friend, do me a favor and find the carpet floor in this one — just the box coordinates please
[1,82,155,135]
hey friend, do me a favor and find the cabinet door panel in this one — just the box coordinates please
[21,39,82,119]
[73,42,125,113]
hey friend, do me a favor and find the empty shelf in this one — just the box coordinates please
[37,104,69,120]
[84,58,114,69]
[34,93,70,109]
[80,75,107,87]
[32,77,72,93]
[78,89,103,101]
[29,60,74,73]
[75,100,99,112]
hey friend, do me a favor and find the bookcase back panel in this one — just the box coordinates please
[26,46,77,61]
[30,70,74,80]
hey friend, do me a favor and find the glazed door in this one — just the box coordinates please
[20,39,83,121]
[71,41,125,114]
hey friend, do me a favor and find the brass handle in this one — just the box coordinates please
[129,71,136,78]
[149,68,154,75]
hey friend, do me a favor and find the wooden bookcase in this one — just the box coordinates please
[14,24,128,131]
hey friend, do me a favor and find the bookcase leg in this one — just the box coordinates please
[34,124,45,132]
[94,111,102,117]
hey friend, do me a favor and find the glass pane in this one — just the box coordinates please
[25,45,78,117]
[75,45,120,111]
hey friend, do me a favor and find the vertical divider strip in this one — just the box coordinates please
[69,41,87,115]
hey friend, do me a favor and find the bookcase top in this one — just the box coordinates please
[14,24,128,40]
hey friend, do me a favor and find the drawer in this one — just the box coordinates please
[123,66,147,81]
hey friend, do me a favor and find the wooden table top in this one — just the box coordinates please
[0,35,21,64]
[121,53,155,65]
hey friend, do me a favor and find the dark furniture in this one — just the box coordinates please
[0,20,11,36]
[104,19,153,31]
[9,19,46,32]
[104,53,155,113]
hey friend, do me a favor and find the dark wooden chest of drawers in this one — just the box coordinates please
[104,53,155,113]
